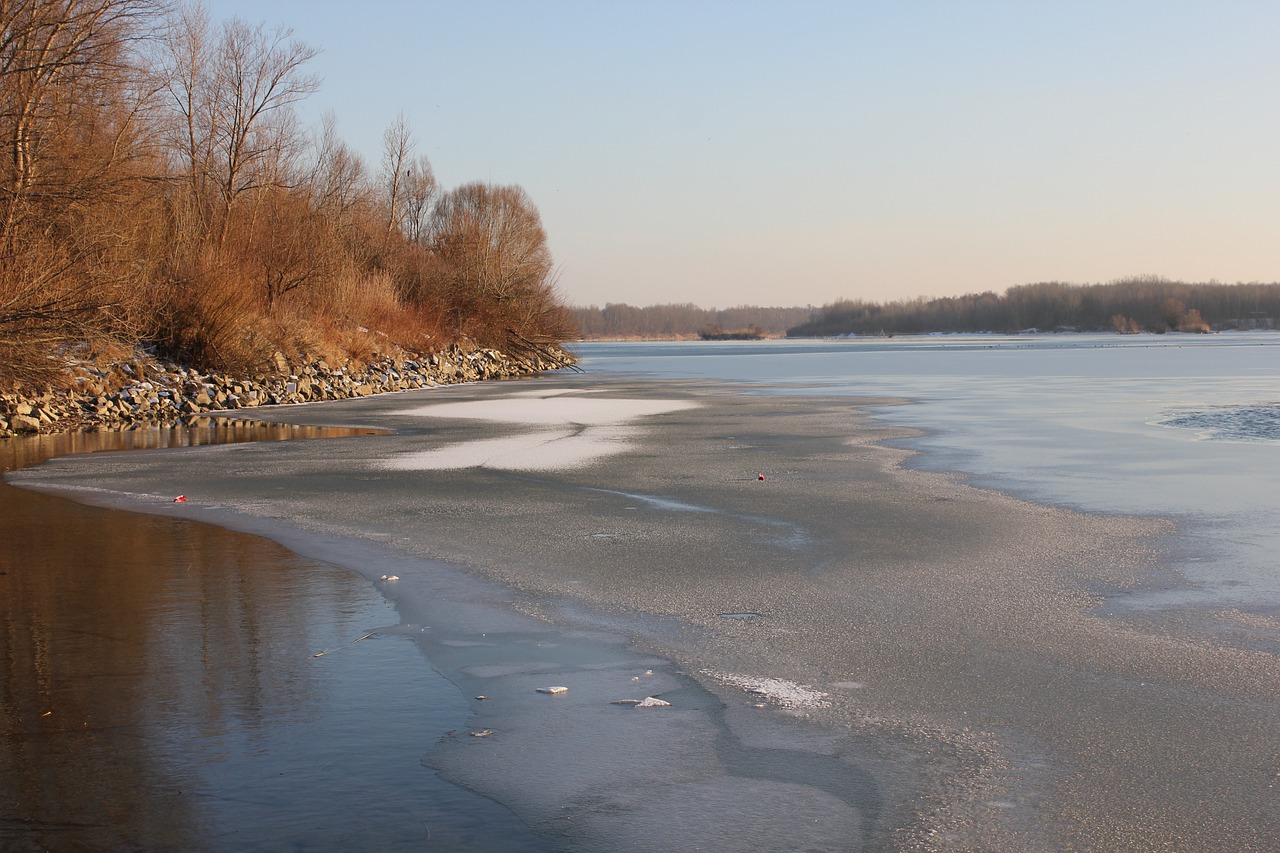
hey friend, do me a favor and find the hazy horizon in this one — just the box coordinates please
[203,1,1280,310]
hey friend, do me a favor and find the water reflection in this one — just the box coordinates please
[1,419,383,472]
[0,425,551,852]
[0,426,361,849]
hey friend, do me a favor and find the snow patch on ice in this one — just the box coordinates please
[382,425,642,471]
[383,394,698,471]
[395,396,697,425]
[702,671,830,710]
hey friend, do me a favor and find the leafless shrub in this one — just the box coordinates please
[152,249,261,371]
[0,1,575,389]
[1111,314,1141,334]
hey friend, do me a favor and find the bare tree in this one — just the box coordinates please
[210,17,317,245]
[378,112,412,236]
[158,1,215,226]
[0,0,159,246]
[0,0,162,384]
[306,110,368,224]
[159,10,318,247]
[429,182,566,339]
[237,185,337,310]
[376,114,437,245]
[398,153,435,243]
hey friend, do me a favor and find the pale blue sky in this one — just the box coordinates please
[202,1,1279,308]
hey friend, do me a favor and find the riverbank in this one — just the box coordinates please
[9,374,1280,850]
[0,342,575,437]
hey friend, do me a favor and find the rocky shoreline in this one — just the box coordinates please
[0,343,576,438]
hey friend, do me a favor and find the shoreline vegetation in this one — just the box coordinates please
[0,1,574,398]
[697,325,764,341]
[571,277,1280,340]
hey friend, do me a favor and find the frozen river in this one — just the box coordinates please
[8,331,1278,850]
[572,332,1280,610]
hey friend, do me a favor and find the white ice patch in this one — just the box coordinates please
[395,396,696,426]
[702,671,830,710]
[384,395,698,472]
[502,388,606,399]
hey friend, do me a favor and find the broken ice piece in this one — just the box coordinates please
[635,696,671,708]
[536,686,568,695]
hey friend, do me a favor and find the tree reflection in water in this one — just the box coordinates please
[0,425,551,852]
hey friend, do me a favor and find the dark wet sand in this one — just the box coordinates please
[10,376,1280,851]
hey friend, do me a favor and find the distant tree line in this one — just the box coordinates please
[0,0,572,389]
[571,303,817,339]
[788,278,1280,337]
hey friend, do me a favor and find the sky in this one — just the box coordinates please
[201,0,1280,309]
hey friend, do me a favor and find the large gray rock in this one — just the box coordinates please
[11,414,41,432]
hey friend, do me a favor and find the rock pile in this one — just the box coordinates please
[0,343,576,438]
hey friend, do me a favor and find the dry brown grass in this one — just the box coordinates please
[152,249,263,372]
[299,269,447,364]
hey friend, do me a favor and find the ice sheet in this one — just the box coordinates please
[575,334,1280,608]
[385,394,698,471]
[395,395,697,425]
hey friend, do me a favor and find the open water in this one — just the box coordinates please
[0,427,551,852]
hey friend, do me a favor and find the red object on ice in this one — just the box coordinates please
[173,495,187,503]
[757,474,765,481]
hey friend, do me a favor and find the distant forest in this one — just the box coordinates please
[789,278,1280,337]
[571,303,816,339]
[573,279,1280,341]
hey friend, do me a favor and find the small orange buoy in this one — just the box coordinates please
[757,474,765,481]
[173,495,187,503]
